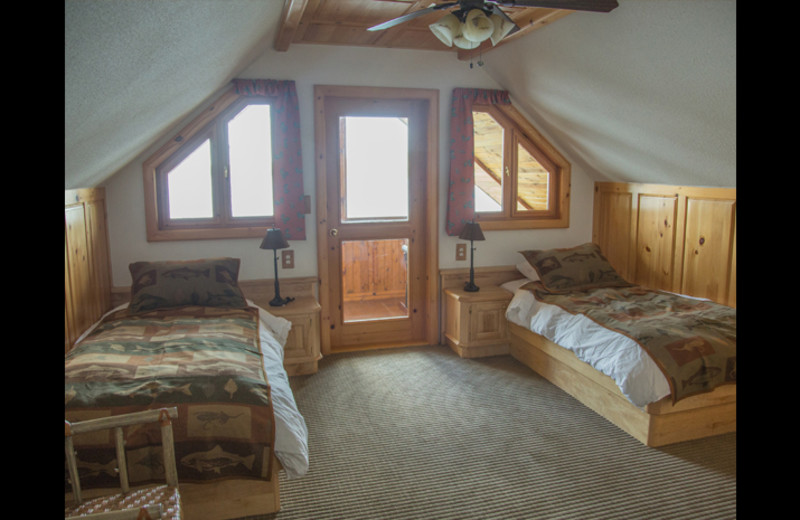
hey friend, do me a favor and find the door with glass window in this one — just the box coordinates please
[318,92,432,352]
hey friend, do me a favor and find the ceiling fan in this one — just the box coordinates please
[368,1,619,49]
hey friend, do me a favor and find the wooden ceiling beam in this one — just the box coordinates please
[275,0,311,51]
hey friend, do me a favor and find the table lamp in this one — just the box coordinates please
[458,221,485,292]
[260,228,294,306]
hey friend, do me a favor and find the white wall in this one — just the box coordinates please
[103,44,595,286]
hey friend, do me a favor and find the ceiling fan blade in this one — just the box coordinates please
[367,2,459,31]
[490,0,619,13]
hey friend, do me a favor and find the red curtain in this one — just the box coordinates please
[233,79,306,240]
[445,88,511,236]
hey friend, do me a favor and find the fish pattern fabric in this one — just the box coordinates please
[521,282,736,403]
[65,306,275,487]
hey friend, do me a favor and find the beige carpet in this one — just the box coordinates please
[255,346,736,519]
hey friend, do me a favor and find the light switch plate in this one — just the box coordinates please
[282,249,294,269]
[456,243,467,261]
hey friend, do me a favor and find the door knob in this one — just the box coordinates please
[329,228,338,237]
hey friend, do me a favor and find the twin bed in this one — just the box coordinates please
[65,258,309,519]
[499,243,736,446]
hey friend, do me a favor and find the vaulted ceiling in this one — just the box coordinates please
[65,0,735,191]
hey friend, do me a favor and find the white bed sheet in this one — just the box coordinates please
[72,301,310,479]
[501,279,671,408]
[252,301,310,479]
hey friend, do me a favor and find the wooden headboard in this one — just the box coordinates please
[65,188,113,352]
[593,182,736,307]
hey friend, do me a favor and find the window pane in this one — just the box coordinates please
[341,116,408,220]
[473,111,504,212]
[167,139,213,219]
[517,143,550,211]
[474,164,502,212]
[228,104,273,218]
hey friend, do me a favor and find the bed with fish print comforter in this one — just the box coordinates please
[65,305,276,488]
[516,281,736,405]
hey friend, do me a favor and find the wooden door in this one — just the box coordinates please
[315,86,438,353]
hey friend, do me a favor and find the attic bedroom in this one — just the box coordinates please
[65,1,736,519]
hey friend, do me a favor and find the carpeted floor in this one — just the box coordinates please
[253,345,736,519]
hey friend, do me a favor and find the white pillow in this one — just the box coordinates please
[516,260,540,281]
[501,278,530,293]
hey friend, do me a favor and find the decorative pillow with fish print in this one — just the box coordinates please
[128,257,248,314]
[518,243,632,294]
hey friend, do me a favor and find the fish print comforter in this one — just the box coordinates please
[522,282,736,403]
[65,305,275,488]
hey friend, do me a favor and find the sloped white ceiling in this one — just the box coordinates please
[65,0,279,189]
[65,0,736,190]
[484,0,736,188]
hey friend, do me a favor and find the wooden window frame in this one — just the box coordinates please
[472,103,570,230]
[143,87,277,241]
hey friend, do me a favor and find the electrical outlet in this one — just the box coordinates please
[281,249,294,269]
[456,243,467,261]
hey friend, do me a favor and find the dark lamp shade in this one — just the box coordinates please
[458,222,485,241]
[260,228,290,250]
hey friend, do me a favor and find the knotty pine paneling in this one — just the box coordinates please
[341,238,407,302]
[65,188,112,352]
[593,182,735,307]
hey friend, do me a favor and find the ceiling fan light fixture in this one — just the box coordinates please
[453,34,481,49]
[489,13,514,46]
[462,9,494,43]
[429,13,460,47]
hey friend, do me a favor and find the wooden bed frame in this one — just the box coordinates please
[65,188,283,519]
[508,322,736,447]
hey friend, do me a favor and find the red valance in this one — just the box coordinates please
[233,79,306,240]
[445,88,511,236]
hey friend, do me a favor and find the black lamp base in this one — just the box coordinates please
[463,281,480,292]
[464,242,479,292]
[269,296,294,307]
[269,248,294,306]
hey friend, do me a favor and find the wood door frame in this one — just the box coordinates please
[314,85,439,355]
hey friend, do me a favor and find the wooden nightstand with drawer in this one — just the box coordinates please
[267,295,322,375]
[443,286,513,358]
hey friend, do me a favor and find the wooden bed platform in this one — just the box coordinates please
[180,471,281,519]
[508,322,736,447]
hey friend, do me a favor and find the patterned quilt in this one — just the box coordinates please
[65,305,275,488]
[522,282,736,403]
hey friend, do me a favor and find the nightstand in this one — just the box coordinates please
[443,286,513,358]
[267,295,321,375]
